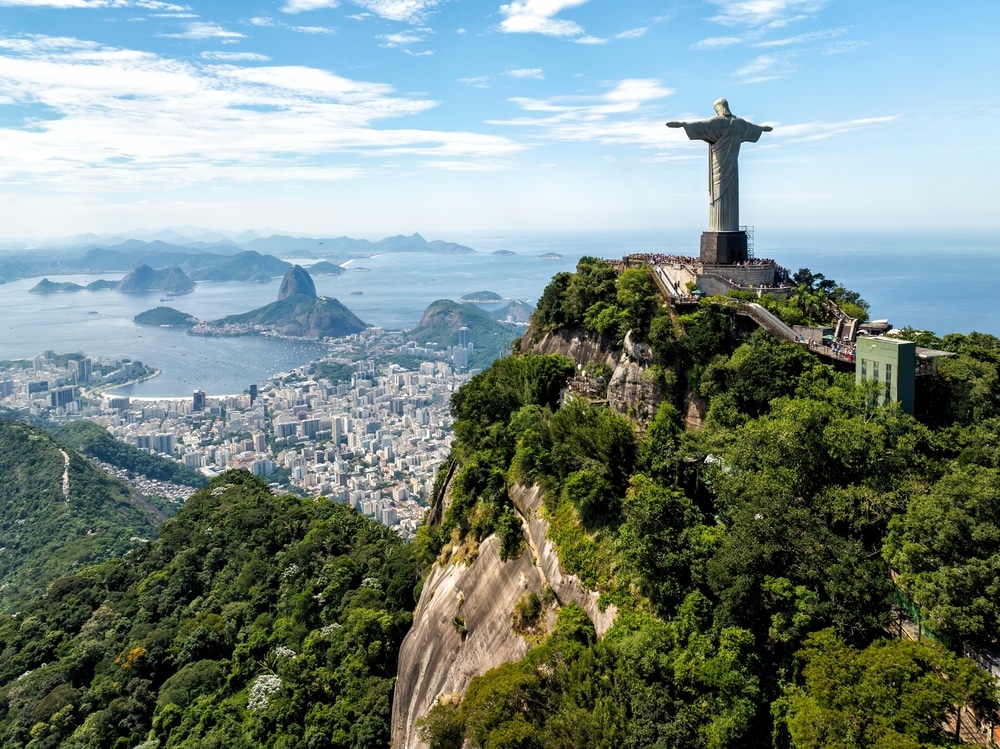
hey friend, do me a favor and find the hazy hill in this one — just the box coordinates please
[489,299,535,323]
[407,299,520,368]
[29,278,118,293]
[0,419,162,612]
[185,250,290,281]
[241,232,476,258]
[116,264,195,293]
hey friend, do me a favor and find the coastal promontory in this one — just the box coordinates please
[191,265,366,339]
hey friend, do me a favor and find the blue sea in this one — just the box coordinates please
[0,229,996,397]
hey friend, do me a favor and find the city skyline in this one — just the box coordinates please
[0,1,997,241]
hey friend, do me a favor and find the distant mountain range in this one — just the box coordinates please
[0,231,477,284]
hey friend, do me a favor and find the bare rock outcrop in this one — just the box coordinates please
[391,537,538,749]
[684,389,709,431]
[607,360,663,424]
[509,484,618,636]
[391,484,617,749]
[520,326,620,369]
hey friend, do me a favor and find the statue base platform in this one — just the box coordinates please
[700,231,748,264]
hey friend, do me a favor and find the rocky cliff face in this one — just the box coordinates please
[391,484,616,749]
[519,326,621,369]
[277,264,317,300]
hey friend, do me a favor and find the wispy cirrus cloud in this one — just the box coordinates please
[0,34,525,191]
[614,27,647,40]
[459,76,489,88]
[492,78,674,150]
[0,0,189,8]
[692,35,742,49]
[201,51,270,61]
[160,21,243,40]
[772,114,900,143]
[754,26,848,47]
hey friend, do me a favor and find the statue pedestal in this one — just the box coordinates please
[700,231,747,264]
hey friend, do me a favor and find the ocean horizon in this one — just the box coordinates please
[1,228,996,397]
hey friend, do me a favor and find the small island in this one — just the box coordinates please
[539,252,563,260]
[306,261,346,276]
[460,290,503,302]
[29,278,117,293]
[134,307,198,328]
[492,249,516,256]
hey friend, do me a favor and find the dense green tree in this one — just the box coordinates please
[783,628,994,749]
[884,464,1000,644]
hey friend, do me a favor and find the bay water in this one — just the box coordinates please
[1,229,995,397]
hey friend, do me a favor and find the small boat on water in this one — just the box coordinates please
[350,290,363,295]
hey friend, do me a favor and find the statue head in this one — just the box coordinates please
[713,98,732,116]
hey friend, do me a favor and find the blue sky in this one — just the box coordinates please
[0,0,997,241]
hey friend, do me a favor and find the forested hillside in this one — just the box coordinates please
[0,470,415,749]
[54,421,206,489]
[411,257,1000,749]
[0,420,162,613]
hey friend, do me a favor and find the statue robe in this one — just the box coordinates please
[680,115,767,232]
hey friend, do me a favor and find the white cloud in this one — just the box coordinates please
[0,34,525,191]
[201,51,270,61]
[459,76,489,88]
[707,0,826,27]
[361,0,441,23]
[250,17,275,26]
[404,49,434,56]
[161,22,244,40]
[498,0,589,37]
[506,67,543,79]
[573,35,607,45]
[281,0,338,12]
[379,31,425,47]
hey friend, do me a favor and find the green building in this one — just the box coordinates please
[855,336,916,414]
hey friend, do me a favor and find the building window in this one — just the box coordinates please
[861,359,867,378]
[873,361,879,384]
[885,363,892,404]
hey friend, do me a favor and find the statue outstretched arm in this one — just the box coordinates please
[666,121,684,128]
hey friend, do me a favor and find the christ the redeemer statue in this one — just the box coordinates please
[667,98,772,233]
